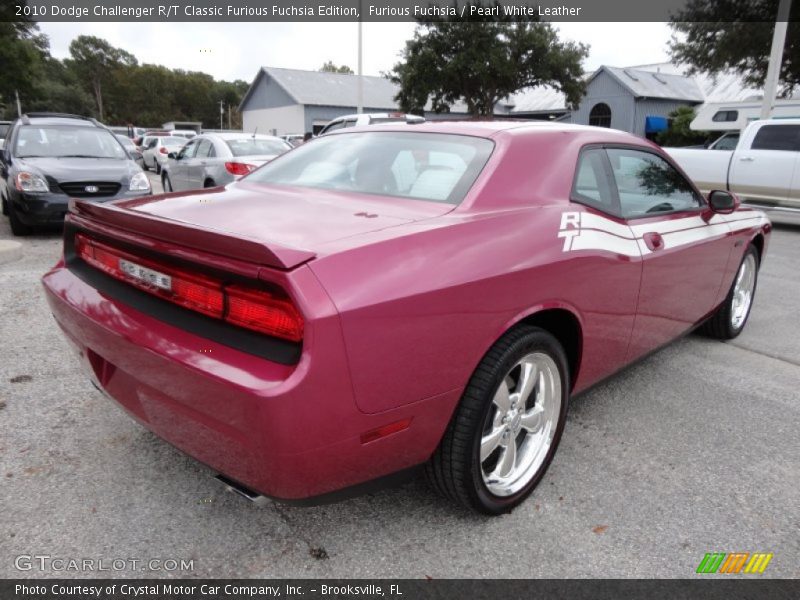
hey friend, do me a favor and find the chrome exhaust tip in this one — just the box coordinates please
[213,474,269,506]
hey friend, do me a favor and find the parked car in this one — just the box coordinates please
[317,112,425,135]
[42,122,770,513]
[0,112,150,236]
[115,134,143,165]
[161,133,291,192]
[141,135,186,174]
[170,129,197,139]
[0,121,12,147]
[108,125,146,139]
[281,134,305,147]
[666,119,800,218]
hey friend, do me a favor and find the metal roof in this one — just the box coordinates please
[599,66,704,102]
[252,67,399,109]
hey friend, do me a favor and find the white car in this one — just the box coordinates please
[141,136,186,174]
[317,113,424,136]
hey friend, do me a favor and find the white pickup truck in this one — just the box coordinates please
[666,119,800,217]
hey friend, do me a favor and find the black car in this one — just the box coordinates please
[0,113,151,236]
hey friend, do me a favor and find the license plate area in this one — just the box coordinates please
[119,258,172,291]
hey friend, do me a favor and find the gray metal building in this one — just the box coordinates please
[567,66,704,137]
[238,67,470,136]
[239,64,748,138]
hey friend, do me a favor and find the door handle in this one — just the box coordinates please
[739,156,755,162]
[643,232,664,252]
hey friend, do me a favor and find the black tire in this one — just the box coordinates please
[142,158,149,172]
[8,203,33,236]
[701,244,759,340]
[162,174,173,193]
[427,326,569,515]
[155,160,161,175]
[203,179,215,188]
[1,196,7,216]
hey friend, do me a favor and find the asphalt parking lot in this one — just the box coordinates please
[0,186,798,577]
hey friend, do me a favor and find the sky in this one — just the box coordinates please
[36,21,674,83]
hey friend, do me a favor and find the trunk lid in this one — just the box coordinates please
[70,180,451,269]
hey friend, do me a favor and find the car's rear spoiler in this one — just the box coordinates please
[68,198,316,270]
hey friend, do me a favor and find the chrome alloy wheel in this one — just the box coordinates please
[731,252,757,330]
[479,353,562,497]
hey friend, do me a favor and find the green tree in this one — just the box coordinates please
[67,35,137,121]
[28,57,94,116]
[655,106,710,147]
[0,4,49,118]
[670,0,800,94]
[389,2,588,116]
[320,61,354,74]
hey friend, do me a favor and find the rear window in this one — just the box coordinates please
[246,131,494,205]
[161,137,185,147]
[751,125,800,151]
[226,138,290,157]
[14,125,126,159]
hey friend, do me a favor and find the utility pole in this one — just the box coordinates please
[219,100,224,130]
[760,0,792,120]
[228,104,232,130]
[15,90,22,117]
[357,0,363,114]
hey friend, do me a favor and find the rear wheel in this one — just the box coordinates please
[701,244,759,339]
[162,174,173,193]
[142,157,150,172]
[427,326,569,514]
[155,159,161,175]
[203,179,215,188]
[8,203,33,236]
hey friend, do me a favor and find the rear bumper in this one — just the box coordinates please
[41,264,454,501]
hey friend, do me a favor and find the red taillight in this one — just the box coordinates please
[74,234,303,342]
[226,285,304,342]
[225,162,255,176]
[159,147,168,154]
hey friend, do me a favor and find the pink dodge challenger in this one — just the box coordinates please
[43,122,770,514]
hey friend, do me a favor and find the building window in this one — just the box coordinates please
[589,103,612,128]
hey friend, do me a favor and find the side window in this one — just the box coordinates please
[607,148,702,218]
[571,148,616,212]
[147,138,157,149]
[343,119,358,128]
[712,133,739,150]
[751,125,800,151]
[177,140,197,159]
[195,139,212,157]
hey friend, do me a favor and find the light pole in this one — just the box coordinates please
[357,0,363,114]
[760,0,792,120]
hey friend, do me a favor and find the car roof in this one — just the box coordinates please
[334,119,643,142]
[200,132,284,141]
[22,117,97,127]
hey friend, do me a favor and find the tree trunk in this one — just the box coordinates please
[94,80,104,122]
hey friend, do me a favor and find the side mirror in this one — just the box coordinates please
[708,190,739,214]
[168,152,177,159]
